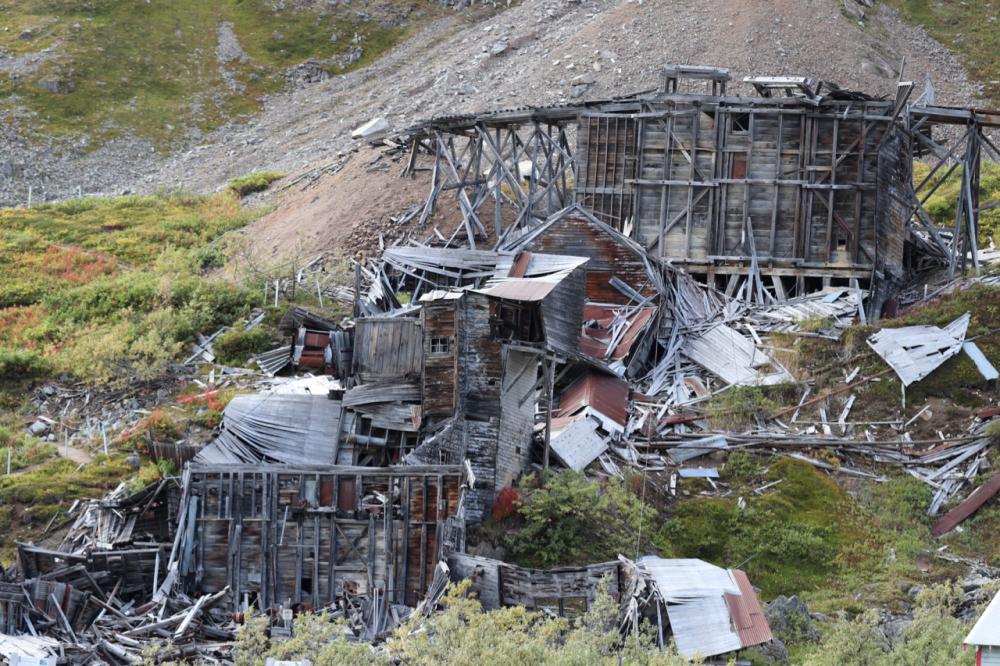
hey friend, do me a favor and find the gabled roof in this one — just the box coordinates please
[554,369,629,432]
[501,203,647,257]
[966,590,1000,647]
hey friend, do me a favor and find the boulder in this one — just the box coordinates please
[28,420,50,437]
[766,595,820,643]
[842,0,866,21]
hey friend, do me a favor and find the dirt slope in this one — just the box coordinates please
[226,149,456,273]
[151,0,981,199]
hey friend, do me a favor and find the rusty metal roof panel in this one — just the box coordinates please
[931,471,1000,537]
[557,370,629,429]
[728,569,773,648]
[581,305,656,361]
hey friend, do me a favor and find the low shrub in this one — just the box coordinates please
[0,349,52,380]
[228,172,285,197]
[502,471,656,569]
[213,327,274,366]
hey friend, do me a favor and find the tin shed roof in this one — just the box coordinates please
[966,590,1000,647]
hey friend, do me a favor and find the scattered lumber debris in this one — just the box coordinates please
[6,64,1000,662]
[932,472,1000,537]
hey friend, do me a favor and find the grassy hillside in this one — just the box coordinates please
[0,0,432,147]
[913,160,1000,247]
[883,0,1000,104]
[0,192,262,384]
[0,187,263,564]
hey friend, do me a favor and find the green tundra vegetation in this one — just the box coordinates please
[883,0,1000,105]
[0,0,434,147]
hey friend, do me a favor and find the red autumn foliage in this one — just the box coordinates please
[492,486,522,523]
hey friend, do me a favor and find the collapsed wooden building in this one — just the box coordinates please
[3,64,999,663]
[400,64,1000,316]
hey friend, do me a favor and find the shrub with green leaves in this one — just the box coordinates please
[212,327,275,366]
[502,471,657,569]
[798,583,973,666]
[230,580,689,666]
[0,349,51,380]
[228,172,285,197]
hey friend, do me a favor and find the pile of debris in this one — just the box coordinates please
[6,65,1000,662]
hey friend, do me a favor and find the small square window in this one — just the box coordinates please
[429,336,453,355]
[731,112,750,134]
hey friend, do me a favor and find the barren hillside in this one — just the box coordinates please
[153,0,981,195]
[0,0,986,207]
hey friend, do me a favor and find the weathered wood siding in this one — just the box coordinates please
[180,465,463,610]
[352,317,423,383]
[496,348,537,490]
[577,97,904,277]
[514,213,657,304]
[454,293,503,521]
[575,114,638,227]
[540,268,585,355]
[875,127,909,280]
[422,301,458,421]
[448,553,621,615]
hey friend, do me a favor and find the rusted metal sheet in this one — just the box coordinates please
[727,569,773,648]
[503,208,660,304]
[580,304,656,361]
[931,472,1000,537]
[555,370,629,431]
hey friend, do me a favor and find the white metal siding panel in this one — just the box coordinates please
[666,596,742,659]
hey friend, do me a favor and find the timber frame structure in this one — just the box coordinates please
[168,464,467,610]
[400,64,1000,315]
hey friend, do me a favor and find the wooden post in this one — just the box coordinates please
[353,263,361,319]
[543,358,555,472]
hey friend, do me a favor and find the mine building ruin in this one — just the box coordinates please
[401,64,999,316]
[4,65,1000,663]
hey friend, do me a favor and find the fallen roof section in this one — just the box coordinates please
[636,556,772,660]
[867,313,970,386]
[554,370,630,433]
[682,323,792,387]
[195,392,344,465]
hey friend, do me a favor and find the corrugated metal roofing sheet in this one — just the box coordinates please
[683,322,791,386]
[639,557,739,601]
[475,278,562,302]
[195,394,342,465]
[966,590,1000,647]
[556,370,629,429]
[580,305,656,362]
[867,312,970,386]
[666,435,728,464]
[729,569,774,648]
[548,417,609,472]
[667,595,743,660]
[639,558,773,659]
